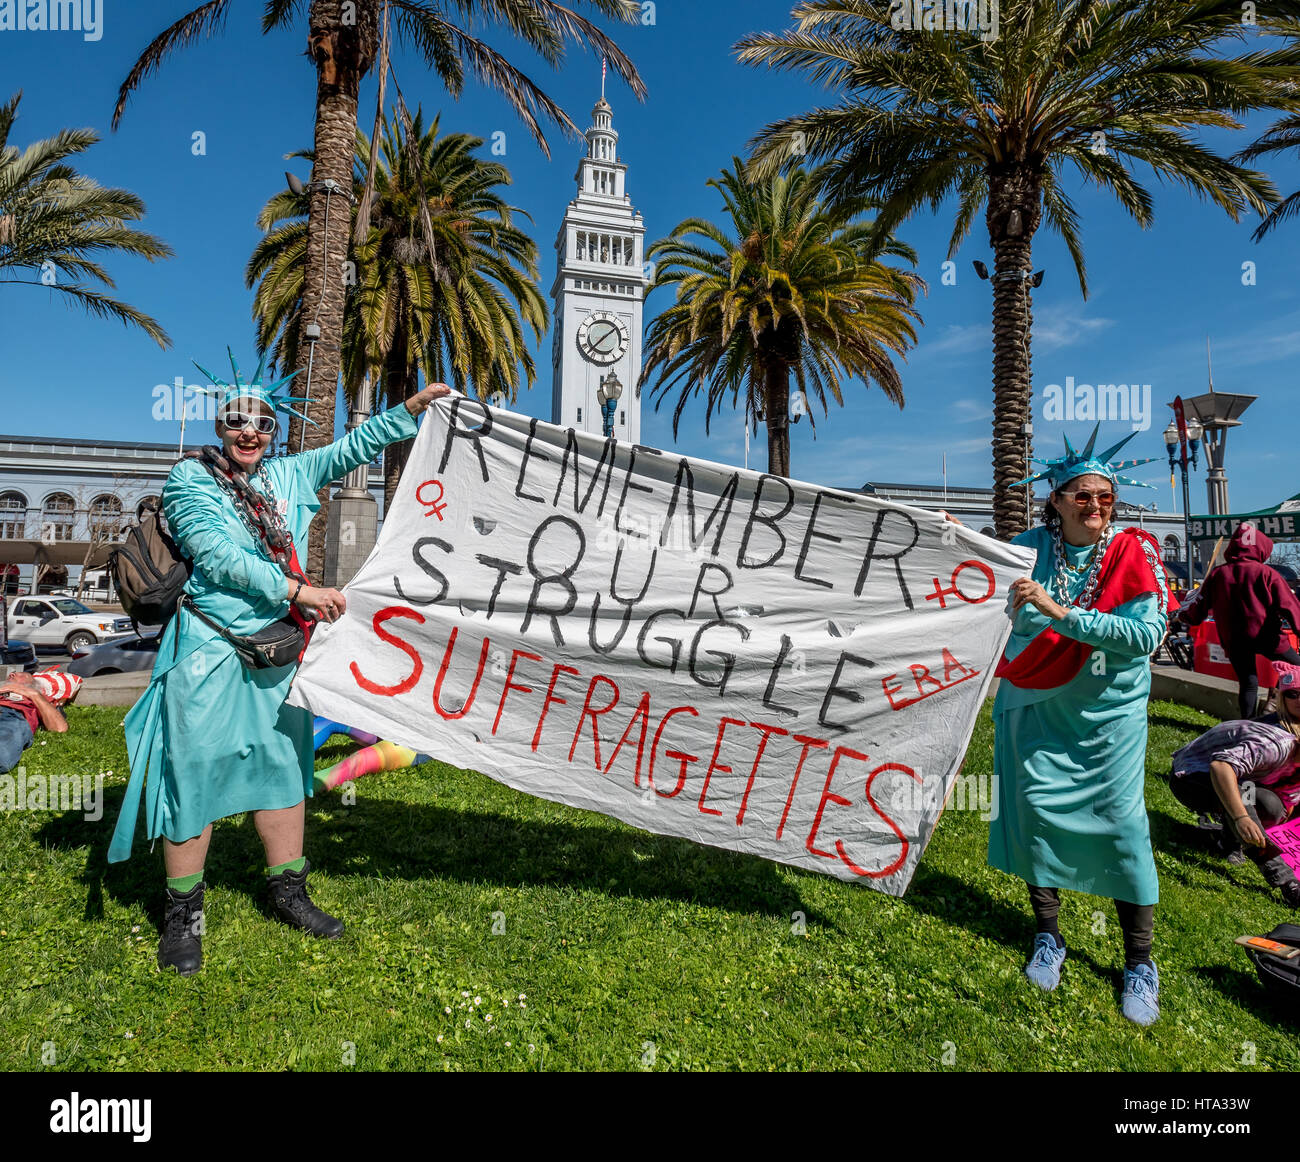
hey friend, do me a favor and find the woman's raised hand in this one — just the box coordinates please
[294,585,347,623]
[404,383,452,416]
[1010,577,1068,622]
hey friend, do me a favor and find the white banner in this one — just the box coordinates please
[289,399,1035,895]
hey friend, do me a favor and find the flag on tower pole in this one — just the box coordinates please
[602,56,607,98]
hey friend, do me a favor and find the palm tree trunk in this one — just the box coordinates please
[382,312,415,515]
[289,0,378,580]
[987,166,1042,540]
[764,360,791,477]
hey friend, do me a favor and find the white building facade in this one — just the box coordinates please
[0,433,388,595]
[549,97,647,442]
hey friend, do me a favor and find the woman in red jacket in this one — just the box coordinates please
[1179,523,1300,718]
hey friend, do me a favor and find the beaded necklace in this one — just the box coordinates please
[1050,521,1114,610]
[185,446,300,579]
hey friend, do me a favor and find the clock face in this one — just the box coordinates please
[577,311,629,365]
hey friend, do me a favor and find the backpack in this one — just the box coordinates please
[1246,922,1300,1009]
[107,499,191,632]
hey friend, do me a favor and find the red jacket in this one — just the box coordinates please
[1181,525,1300,654]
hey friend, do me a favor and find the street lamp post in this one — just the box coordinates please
[1180,390,1255,516]
[1125,500,1157,530]
[1021,419,1033,522]
[1163,413,1202,588]
[177,385,192,457]
[597,371,623,439]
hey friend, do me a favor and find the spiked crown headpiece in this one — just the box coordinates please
[1010,423,1156,492]
[192,347,315,427]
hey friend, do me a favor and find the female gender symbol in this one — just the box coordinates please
[416,479,447,520]
[925,560,996,608]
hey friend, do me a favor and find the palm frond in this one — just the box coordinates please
[112,1,233,130]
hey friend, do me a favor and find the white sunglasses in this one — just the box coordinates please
[221,410,277,435]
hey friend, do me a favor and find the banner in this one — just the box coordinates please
[288,399,1034,895]
[1190,495,1300,543]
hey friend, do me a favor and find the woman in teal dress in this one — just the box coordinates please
[990,429,1168,1025]
[107,352,447,975]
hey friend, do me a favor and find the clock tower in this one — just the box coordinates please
[549,95,647,443]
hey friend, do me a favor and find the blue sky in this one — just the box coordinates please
[1,1,1297,516]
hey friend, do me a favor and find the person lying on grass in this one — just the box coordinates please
[0,670,78,774]
[1168,663,1300,909]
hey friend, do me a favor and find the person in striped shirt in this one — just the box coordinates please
[0,670,78,773]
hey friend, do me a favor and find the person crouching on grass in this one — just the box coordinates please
[105,350,449,976]
[1168,662,1300,908]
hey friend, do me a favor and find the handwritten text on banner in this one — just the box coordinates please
[288,399,1034,895]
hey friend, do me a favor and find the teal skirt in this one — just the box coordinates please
[108,614,313,862]
[989,694,1158,906]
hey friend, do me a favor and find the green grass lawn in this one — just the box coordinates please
[1,698,1295,1072]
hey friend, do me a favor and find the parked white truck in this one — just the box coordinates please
[5,596,133,653]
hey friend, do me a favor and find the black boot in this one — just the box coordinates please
[1210,822,1247,864]
[1257,855,1300,908]
[157,882,205,976]
[1259,859,1300,909]
[265,859,343,938]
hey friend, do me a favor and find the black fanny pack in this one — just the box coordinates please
[181,595,305,670]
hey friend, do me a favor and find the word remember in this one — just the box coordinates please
[1040,377,1153,432]
[0,0,102,41]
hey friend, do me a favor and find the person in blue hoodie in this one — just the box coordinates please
[107,351,447,975]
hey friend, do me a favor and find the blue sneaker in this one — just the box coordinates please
[1121,960,1160,1026]
[1024,933,1067,991]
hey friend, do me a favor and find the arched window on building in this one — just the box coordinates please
[41,492,76,542]
[1163,534,1181,563]
[89,494,125,539]
[0,491,26,540]
[136,495,161,519]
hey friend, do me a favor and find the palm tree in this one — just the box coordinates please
[737,0,1300,537]
[0,92,171,347]
[247,110,547,509]
[638,160,923,478]
[1237,110,1300,239]
[114,0,644,575]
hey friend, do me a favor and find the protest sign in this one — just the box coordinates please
[1268,817,1300,878]
[289,398,1035,895]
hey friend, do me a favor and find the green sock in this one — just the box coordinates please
[266,856,306,877]
[167,871,203,894]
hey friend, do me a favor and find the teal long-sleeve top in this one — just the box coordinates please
[987,525,1168,905]
[993,527,1167,714]
[108,404,419,863]
[165,404,419,634]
